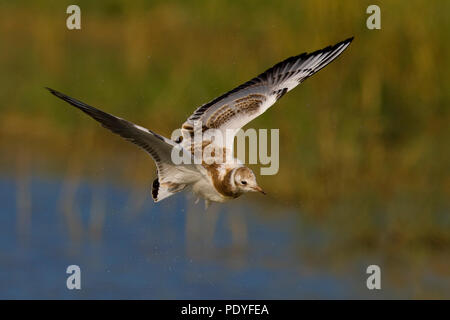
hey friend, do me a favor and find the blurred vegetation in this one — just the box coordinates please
[0,1,449,251]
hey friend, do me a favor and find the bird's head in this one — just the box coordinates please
[233,167,266,195]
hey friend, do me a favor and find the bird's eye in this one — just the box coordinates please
[241,181,247,185]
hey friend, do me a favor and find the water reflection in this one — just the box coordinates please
[0,151,446,299]
[0,169,448,299]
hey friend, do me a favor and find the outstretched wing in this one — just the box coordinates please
[181,37,353,149]
[47,88,200,191]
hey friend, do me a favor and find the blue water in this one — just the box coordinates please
[0,176,414,299]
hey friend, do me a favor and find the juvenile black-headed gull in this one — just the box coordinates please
[47,37,353,207]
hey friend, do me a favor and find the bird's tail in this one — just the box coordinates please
[151,177,186,202]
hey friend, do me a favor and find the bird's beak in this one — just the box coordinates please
[253,185,266,195]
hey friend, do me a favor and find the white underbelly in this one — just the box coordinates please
[192,177,227,203]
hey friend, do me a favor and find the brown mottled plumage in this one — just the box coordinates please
[207,165,238,198]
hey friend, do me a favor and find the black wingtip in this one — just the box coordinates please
[344,36,354,44]
[332,37,354,49]
[45,86,99,118]
[45,87,64,99]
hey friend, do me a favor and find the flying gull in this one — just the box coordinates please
[47,37,353,208]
